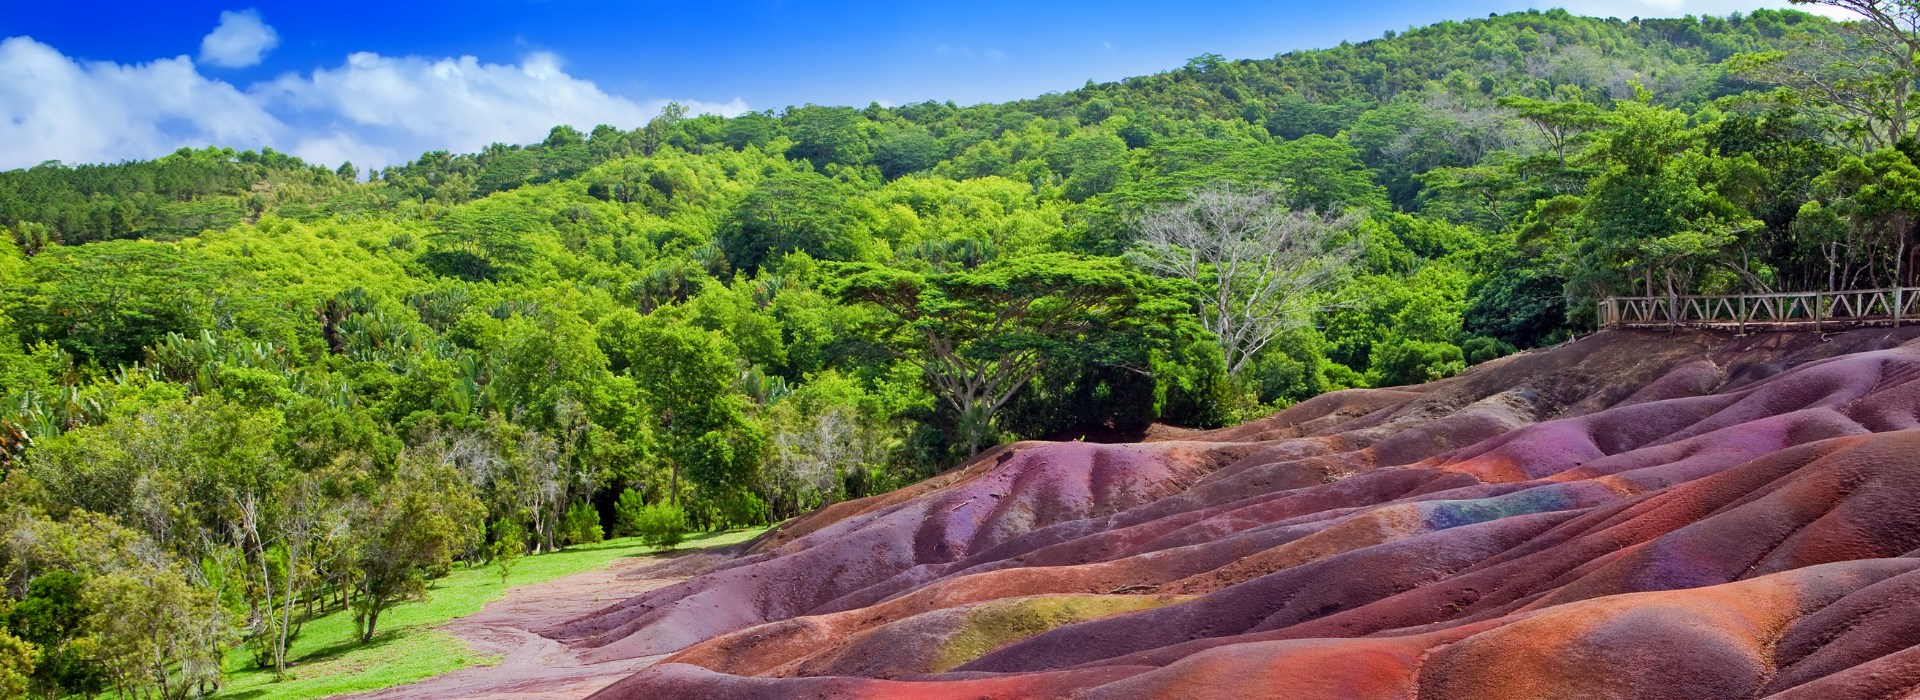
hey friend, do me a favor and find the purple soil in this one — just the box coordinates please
[519,328,1920,699]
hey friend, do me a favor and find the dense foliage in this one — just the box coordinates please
[4,6,1918,696]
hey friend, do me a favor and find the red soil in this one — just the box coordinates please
[527,328,1920,699]
[347,557,686,700]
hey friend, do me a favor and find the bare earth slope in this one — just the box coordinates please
[349,557,687,700]
[551,328,1920,699]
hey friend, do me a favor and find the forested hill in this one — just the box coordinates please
[5,6,1920,696]
[0,9,1831,244]
[1054,7,1808,116]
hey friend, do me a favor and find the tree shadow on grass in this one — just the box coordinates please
[618,548,691,561]
[289,627,407,667]
[607,528,764,560]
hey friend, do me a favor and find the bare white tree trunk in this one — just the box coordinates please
[516,431,563,554]
[1129,183,1364,377]
[768,406,877,517]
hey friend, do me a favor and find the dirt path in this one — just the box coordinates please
[346,557,681,700]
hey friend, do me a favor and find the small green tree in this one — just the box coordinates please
[1461,336,1517,366]
[85,562,231,700]
[348,451,483,643]
[420,206,539,281]
[0,629,33,700]
[5,571,99,698]
[632,503,687,551]
[5,241,220,367]
[612,488,648,538]
[1369,338,1467,386]
[873,125,944,179]
[561,502,603,547]
[488,519,526,584]
[783,105,872,169]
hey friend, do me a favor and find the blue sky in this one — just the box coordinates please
[0,1,1846,170]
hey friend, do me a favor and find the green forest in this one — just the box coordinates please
[3,4,1919,697]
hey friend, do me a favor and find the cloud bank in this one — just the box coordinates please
[0,13,747,171]
[0,37,281,169]
[259,51,747,169]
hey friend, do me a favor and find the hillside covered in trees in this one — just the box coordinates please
[3,5,1919,697]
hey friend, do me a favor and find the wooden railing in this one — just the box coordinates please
[1598,288,1920,332]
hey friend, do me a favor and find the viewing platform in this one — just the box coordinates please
[1598,288,1920,332]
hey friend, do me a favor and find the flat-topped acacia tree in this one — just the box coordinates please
[834,253,1183,456]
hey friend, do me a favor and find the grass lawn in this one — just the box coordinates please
[213,528,765,700]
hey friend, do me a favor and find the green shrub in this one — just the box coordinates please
[1368,338,1466,387]
[560,502,603,547]
[488,519,526,583]
[612,489,647,538]
[1462,336,1516,365]
[628,502,687,551]
[622,489,668,536]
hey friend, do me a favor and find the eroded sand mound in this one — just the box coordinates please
[557,328,1920,699]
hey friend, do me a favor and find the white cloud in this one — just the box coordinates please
[0,37,747,171]
[288,131,398,172]
[259,51,657,156]
[1516,1,1859,19]
[0,36,280,168]
[259,51,748,163]
[199,9,280,68]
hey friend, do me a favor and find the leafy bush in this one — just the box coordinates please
[5,571,103,696]
[1462,336,1517,365]
[1242,328,1367,406]
[488,518,526,583]
[1464,266,1568,349]
[0,628,34,700]
[625,501,687,551]
[612,489,648,538]
[1368,338,1466,387]
[561,502,603,547]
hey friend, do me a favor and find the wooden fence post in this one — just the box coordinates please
[1813,292,1824,333]
[1897,288,1905,328]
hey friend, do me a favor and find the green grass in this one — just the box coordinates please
[213,528,765,700]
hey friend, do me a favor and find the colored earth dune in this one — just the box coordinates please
[550,328,1920,699]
